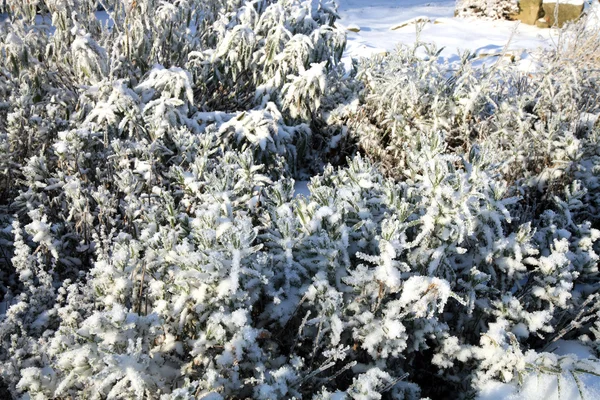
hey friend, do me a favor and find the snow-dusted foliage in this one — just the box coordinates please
[1,1,600,399]
[455,0,519,20]
[325,14,600,397]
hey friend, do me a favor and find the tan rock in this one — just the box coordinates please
[541,2,584,28]
[390,17,431,31]
[510,0,543,25]
[536,17,550,28]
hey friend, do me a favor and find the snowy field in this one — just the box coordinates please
[336,0,556,66]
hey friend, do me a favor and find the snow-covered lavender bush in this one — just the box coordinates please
[343,20,600,210]
[1,1,600,399]
[455,0,519,20]
[326,12,600,397]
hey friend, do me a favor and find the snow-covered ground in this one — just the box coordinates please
[336,0,556,65]
[478,341,600,400]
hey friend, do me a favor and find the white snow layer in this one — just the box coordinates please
[336,0,556,66]
[587,0,600,30]
[478,342,600,400]
[543,0,584,5]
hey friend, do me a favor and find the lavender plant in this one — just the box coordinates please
[1,1,600,399]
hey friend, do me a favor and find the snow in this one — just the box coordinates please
[399,276,452,318]
[477,381,520,400]
[478,345,600,400]
[587,0,600,30]
[337,0,556,65]
[548,340,596,359]
[543,0,584,4]
[479,367,600,400]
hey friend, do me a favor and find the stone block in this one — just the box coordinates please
[542,1,584,28]
[510,0,543,25]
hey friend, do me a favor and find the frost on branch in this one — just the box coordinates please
[1,0,600,399]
